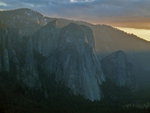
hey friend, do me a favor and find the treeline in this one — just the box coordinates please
[0,72,150,113]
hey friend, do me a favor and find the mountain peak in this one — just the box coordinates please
[0,8,46,35]
[13,8,33,11]
[4,8,40,14]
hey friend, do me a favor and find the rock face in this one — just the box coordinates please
[0,27,10,72]
[0,21,105,101]
[2,48,9,72]
[0,8,48,35]
[55,23,105,100]
[101,50,135,88]
[34,22,105,101]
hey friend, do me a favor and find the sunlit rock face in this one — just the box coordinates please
[101,51,135,89]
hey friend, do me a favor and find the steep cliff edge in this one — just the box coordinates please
[33,22,105,101]
[101,50,135,89]
[55,23,104,100]
[0,21,105,101]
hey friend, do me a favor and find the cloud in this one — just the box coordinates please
[0,1,7,7]
[0,0,150,28]
[70,0,95,3]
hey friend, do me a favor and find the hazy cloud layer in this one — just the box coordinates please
[0,0,150,28]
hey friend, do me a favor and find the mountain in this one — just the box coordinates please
[101,50,135,89]
[0,8,150,99]
[92,25,150,88]
[55,23,104,100]
[32,21,105,100]
[0,19,105,101]
[51,19,150,88]
[47,16,150,88]
[0,8,48,35]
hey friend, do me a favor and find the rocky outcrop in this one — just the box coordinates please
[55,23,105,101]
[0,8,48,35]
[33,22,105,101]
[0,27,10,72]
[33,21,59,56]
[101,50,135,88]
[2,48,9,72]
[0,21,105,101]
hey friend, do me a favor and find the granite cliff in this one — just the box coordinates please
[0,20,105,101]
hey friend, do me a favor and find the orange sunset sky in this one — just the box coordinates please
[0,0,150,41]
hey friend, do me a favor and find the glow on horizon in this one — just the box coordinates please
[117,27,150,41]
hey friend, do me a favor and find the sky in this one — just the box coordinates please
[0,0,150,40]
[0,0,150,29]
[117,27,150,41]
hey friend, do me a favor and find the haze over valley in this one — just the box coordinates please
[0,0,150,113]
